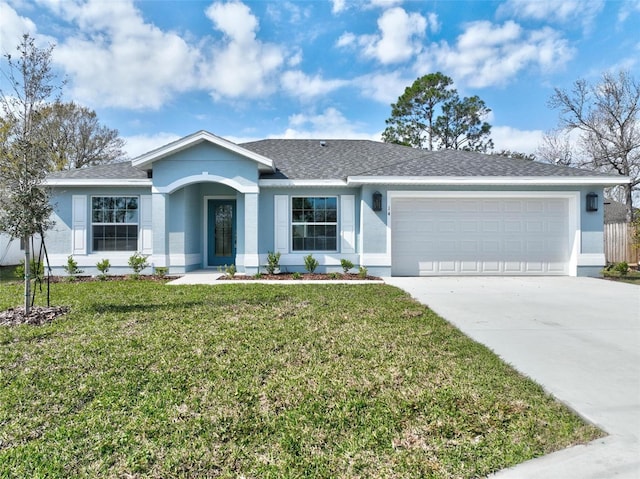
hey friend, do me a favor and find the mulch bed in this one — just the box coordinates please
[0,306,70,326]
[219,273,382,281]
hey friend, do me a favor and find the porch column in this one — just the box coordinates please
[152,192,169,268]
[243,192,260,272]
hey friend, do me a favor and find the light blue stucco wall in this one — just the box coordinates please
[258,187,361,253]
[152,142,259,190]
[46,186,152,275]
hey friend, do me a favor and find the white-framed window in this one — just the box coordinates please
[91,196,138,251]
[291,196,338,251]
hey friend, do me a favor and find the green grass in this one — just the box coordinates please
[601,269,640,285]
[0,281,602,478]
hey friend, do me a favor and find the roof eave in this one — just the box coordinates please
[45,179,153,187]
[346,176,631,186]
[132,130,275,172]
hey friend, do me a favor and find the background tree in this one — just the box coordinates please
[35,101,126,171]
[535,129,575,167]
[492,150,536,161]
[382,72,455,150]
[382,72,493,152]
[0,34,60,313]
[434,95,493,151]
[548,70,639,221]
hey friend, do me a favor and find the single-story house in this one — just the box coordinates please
[43,130,628,277]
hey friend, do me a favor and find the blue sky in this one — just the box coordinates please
[1,0,639,158]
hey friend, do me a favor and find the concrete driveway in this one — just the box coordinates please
[385,276,640,479]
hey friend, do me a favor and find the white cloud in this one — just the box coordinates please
[331,0,346,14]
[356,71,412,104]
[0,2,38,54]
[200,1,285,99]
[491,126,543,154]
[338,7,428,65]
[618,0,640,22]
[417,21,574,88]
[497,0,604,31]
[279,107,380,139]
[123,132,182,158]
[281,70,350,99]
[48,0,198,109]
[368,0,403,9]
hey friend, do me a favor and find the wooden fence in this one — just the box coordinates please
[604,222,639,264]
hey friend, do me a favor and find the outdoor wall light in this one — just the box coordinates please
[586,192,598,212]
[372,191,383,212]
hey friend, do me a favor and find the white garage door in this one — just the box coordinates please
[391,197,571,276]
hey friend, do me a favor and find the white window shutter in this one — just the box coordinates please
[140,195,153,254]
[274,195,289,254]
[341,195,355,254]
[72,195,87,255]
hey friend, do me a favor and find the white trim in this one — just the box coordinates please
[154,173,259,194]
[169,253,202,268]
[71,195,87,255]
[278,253,358,266]
[236,253,260,268]
[259,179,348,187]
[360,253,391,267]
[139,195,153,254]
[132,130,274,171]
[340,195,356,254]
[577,253,606,266]
[274,195,289,254]
[46,178,152,187]
[348,175,629,186]
[203,195,236,268]
[387,190,581,277]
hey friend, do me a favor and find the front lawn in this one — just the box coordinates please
[0,281,602,478]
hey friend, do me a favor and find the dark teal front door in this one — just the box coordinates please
[207,199,236,267]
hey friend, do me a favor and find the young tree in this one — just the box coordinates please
[548,70,639,221]
[35,101,126,170]
[382,72,494,152]
[0,34,60,313]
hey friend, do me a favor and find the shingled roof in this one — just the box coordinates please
[47,161,148,180]
[241,139,616,180]
[46,138,623,183]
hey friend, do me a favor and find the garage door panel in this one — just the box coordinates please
[392,197,570,276]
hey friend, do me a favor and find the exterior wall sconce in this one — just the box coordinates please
[372,191,383,212]
[586,192,598,212]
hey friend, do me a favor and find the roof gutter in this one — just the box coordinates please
[346,176,630,186]
[45,179,153,187]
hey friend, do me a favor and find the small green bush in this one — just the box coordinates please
[328,272,341,279]
[266,251,281,274]
[304,254,319,273]
[63,255,83,279]
[340,259,354,274]
[128,252,149,278]
[96,258,110,280]
[614,261,629,276]
[358,266,368,279]
[292,271,302,280]
[224,264,236,278]
[253,272,263,279]
[154,266,168,278]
